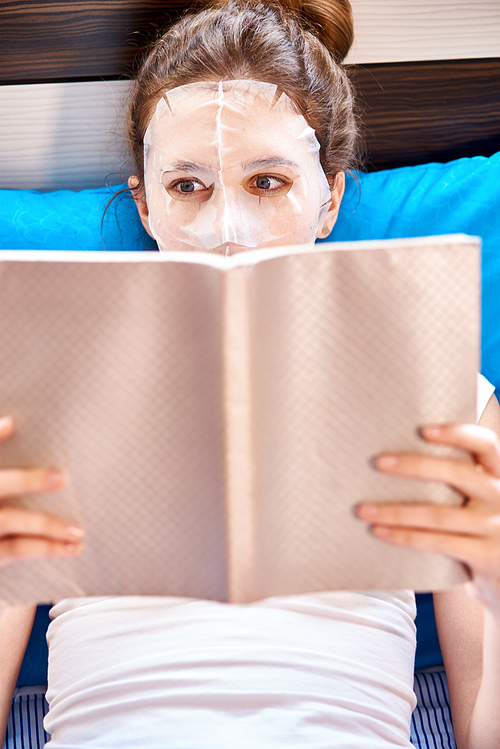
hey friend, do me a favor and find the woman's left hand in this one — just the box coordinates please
[357,423,500,616]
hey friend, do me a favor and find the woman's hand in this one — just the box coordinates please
[0,415,84,566]
[357,420,500,616]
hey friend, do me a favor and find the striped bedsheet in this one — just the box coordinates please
[411,667,457,749]
[3,687,49,749]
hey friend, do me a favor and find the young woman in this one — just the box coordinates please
[1,1,500,747]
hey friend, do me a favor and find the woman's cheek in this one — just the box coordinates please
[265,193,321,246]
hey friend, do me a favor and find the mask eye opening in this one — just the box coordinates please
[244,173,292,198]
[162,177,215,203]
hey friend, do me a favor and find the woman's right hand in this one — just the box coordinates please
[0,415,84,566]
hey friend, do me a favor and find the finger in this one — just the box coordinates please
[0,468,66,498]
[357,502,495,535]
[373,453,500,506]
[0,537,83,566]
[420,423,500,477]
[0,506,84,541]
[0,416,14,443]
[371,524,499,573]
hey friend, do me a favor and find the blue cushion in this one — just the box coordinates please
[2,153,499,679]
[0,185,156,252]
[16,605,51,687]
[0,154,498,386]
[414,593,442,669]
[321,153,500,392]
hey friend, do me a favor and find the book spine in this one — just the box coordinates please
[222,267,255,603]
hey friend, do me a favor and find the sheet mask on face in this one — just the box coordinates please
[143,79,332,255]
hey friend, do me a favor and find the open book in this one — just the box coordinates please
[0,235,479,603]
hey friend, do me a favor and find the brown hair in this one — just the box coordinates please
[127,0,360,196]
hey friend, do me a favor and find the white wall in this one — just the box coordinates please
[0,81,132,190]
[347,0,500,64]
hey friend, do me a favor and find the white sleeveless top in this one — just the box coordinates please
[44,374,495,748]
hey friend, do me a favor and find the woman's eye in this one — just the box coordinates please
[180,180,203,193]
[163,177,213,202]
[246,174,291,196]
[171,179,206,194]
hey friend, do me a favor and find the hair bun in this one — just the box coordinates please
[280,0,353,61]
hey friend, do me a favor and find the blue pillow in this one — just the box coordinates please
[0,154,498,387]
[321,153,500,393]
[16,605,51,687]
[414,593,442,669]
[2,153,499,676]
[0,185,157,252]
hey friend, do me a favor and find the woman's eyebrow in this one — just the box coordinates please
[166,160,213,173]
[165,158,300,173]
[242,157,300,170]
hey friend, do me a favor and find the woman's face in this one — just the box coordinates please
[132,80,344,255]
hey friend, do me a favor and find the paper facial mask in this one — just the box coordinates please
[143,80,332,254]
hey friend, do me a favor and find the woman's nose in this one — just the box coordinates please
[212,186,244,245]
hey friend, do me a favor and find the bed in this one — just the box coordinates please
[1,2,500,748]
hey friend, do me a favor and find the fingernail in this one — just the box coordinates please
[45,470,66,489]
[65,526,85,538]
[0,416,13,435]
[377,454,399,469]
[419,425,442,439]
[357,504,379,518]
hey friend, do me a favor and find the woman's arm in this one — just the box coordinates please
[357,394,500,749]
[434,585,500,749]
[434,395,500,749]
[0,604,37,744]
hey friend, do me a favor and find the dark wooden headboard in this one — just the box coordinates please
[1,0,499,172]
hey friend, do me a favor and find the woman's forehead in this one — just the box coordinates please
[144,80,320,169]
[161,79,301,116]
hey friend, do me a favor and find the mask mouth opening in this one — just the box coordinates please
[212,243,249,256]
